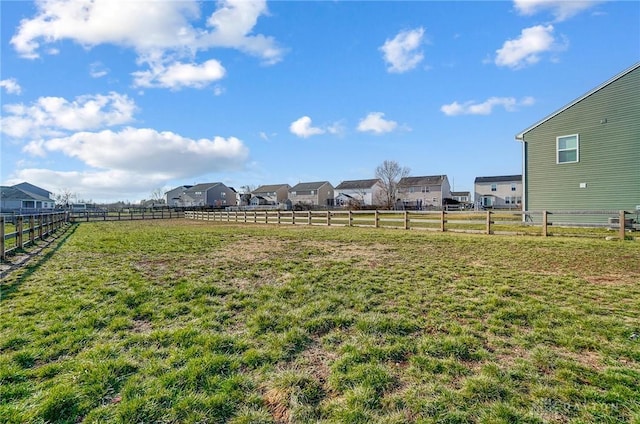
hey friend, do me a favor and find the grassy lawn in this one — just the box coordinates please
[1,220,639,423]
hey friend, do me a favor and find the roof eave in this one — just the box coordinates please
[515,62,640,140]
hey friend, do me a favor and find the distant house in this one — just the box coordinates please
[451,191,471,203]
[165,185,193,207]
[237,192,252,206]
[334,179,384,208]
[474,175,523,210]
[0,184,56,213]
[450,191,472,209]
[289,181,334,207]
[397,175,451,209]
[251,184,291,205]
[516,63,640,212]
[12,182,53,200]
[166,183,237,208]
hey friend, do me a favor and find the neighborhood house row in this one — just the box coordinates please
[163,175,523,210]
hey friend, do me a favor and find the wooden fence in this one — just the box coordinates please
[185,209,636,240]
[68,209,184,222]
[1,212,69,260]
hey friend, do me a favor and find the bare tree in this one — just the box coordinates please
[54,188,76,208]
[375,160,410,209]
[240,184,256,194]
[150,187,166,205]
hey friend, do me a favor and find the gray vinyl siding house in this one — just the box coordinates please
[289,181,334,207]
[252,184,291,205]
[0,185,55,212]
[169,183,237,208]
[165,185,193,207]
[12,182,53,200]
[397,175,451,209]
[474,175,523,210]
[334,179,384,207]
[516,63,640,212]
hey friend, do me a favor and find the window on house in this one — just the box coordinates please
[505,197,511,204]
[557,134,579,164]
[511,183,516,191]
[422,186,430,193]
[491,184,497,192]
[310,190,315,195]
[221,192,226,197]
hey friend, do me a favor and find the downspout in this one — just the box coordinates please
[515,133,527,218]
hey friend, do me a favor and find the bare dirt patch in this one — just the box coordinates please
[583,273,640,286]
[132,319,152,334]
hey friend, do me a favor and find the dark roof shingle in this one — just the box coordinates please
[335,179,381,190]
[474,175,522,183]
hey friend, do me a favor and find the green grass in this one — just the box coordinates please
[1,220,639,423]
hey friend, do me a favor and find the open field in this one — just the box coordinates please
[1,220,639,423]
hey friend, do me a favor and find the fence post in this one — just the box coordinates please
[486,211,492,235]
[348,210,353,227]
[38,215,43,241]
[542,211,548,237]
[440,210,446,232]
[277,210,281,225]
[29,216,35,245]
[620,210,627,240]
[375,210,379,228]
[327,210,331,226]
[17,216,24,249]
[404,211,409,230]
[292,211,296,225]
[1,216,5,260]
[307,211,312,225]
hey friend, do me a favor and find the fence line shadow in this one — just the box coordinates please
[0,223,78,302]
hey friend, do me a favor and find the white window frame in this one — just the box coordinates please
[556,134,579,164]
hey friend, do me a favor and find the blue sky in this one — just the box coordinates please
[1,0,638,203]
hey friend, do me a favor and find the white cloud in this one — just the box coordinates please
[132,60,226,89]
[22,127,249,178]
[89,62,109,78]
[213,85,225,96]
[495,25,557,69]
[203,0,284,65]
[357,112,398,134]
[11,0,200,59]
[440,96,536,116]
[327,121,346,136]
[289,116,325,138]
[514,0,603,21]
[11,0,284,87]
[0,78,22,95]
[1,92,136,139]
[380,28,425,73]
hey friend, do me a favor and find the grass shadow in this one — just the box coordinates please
[0,223,79,301]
